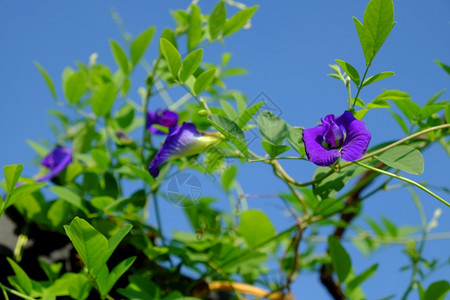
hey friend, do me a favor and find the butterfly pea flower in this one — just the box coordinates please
[148,123,222,178]
[146,109,178,135]
[37,146,72,182]
[302,111,371,167]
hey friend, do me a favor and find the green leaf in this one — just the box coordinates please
[160,38,182,79]
[364,0,395,53]
[236,101,264,128]
[34,61,57,101]
[223,6,258,37]
[354,0,395,63]
[220,99,238,120]
[128,164,155,186]
[117,275,159,300]
[188,5,202,51]
[208,114,248,158]
[435,60,450,76]
[257,111,288,145]
[261,141,290,158]
[115,103,135,129]
[64,71,87,104]
[4,164,23,194]
[38,259,63,282]
[91,82,116,116]
[73,121,96,154]
[445,104,450,124]
[362,71,394,87]
[179,48,203,83]
[425,280,450,300]
[376,89,410,101]
[209,1,226,40]
[8,182,46,209]
[49,186,88,214]
[392,99,421,123]
[26,139,49,157]
[376,145,424,175]
[106,224,133,261]
[347,264,378,291]
[130,26,155,67]
[328,236,352,282]
[240,209,276,248]
[7,257,33,295]
[160,28,177,50]
[335,59,360,86]
[221,165,237,191]
[52,273,92,300]
[107,257,136,293]
[287,125,305,156]
[91,196,115,211]
[110,39,129,75]
[91,148,110,171]
[313,164,366,200]
[64,217,109,278]
[194,68,215,95]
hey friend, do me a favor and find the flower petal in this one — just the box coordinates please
[336,111,371,162]
[148,123,201,178]
[37,147,72,182]
[302,125,341,166]
[147,109,179,135]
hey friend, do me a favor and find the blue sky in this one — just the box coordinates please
[1,0,449,298]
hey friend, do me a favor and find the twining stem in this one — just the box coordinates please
[355,162,449,207]
[352,61,371,108]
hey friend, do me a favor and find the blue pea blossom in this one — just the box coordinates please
[148,123,221,178]
[147,109,178,134]
[302,111,371,166]
[37,146,72,182]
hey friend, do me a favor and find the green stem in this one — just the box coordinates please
[352,62,371,108]
[346,78,352,110]
[342,124,450,168]
[356,162,449,207]
[152,193,166,246]
[180,84,211,114]
[401,188,428,300]
[0,283,35,300]
[14,225,29,263]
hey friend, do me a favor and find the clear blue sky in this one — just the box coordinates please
[1,1,449,298]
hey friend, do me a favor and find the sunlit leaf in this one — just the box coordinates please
[376,145,424,175]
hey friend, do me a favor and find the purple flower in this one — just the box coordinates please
[37,146,72,182]
[148,123,221,178]
[302,111,371,166]
[146,109,178,134]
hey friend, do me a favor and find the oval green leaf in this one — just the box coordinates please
[376,145,424,175]
[130,26,155,67]
[223,6,258,37]
[194,68,215,95]
[208,114,248,158]
[110,39,129,75]
[240,209,276,248]
[91,82,116,116]
[179,48,203,83]
[160,38,182,79]
[209,1,226,40]
[328,236,352,282]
